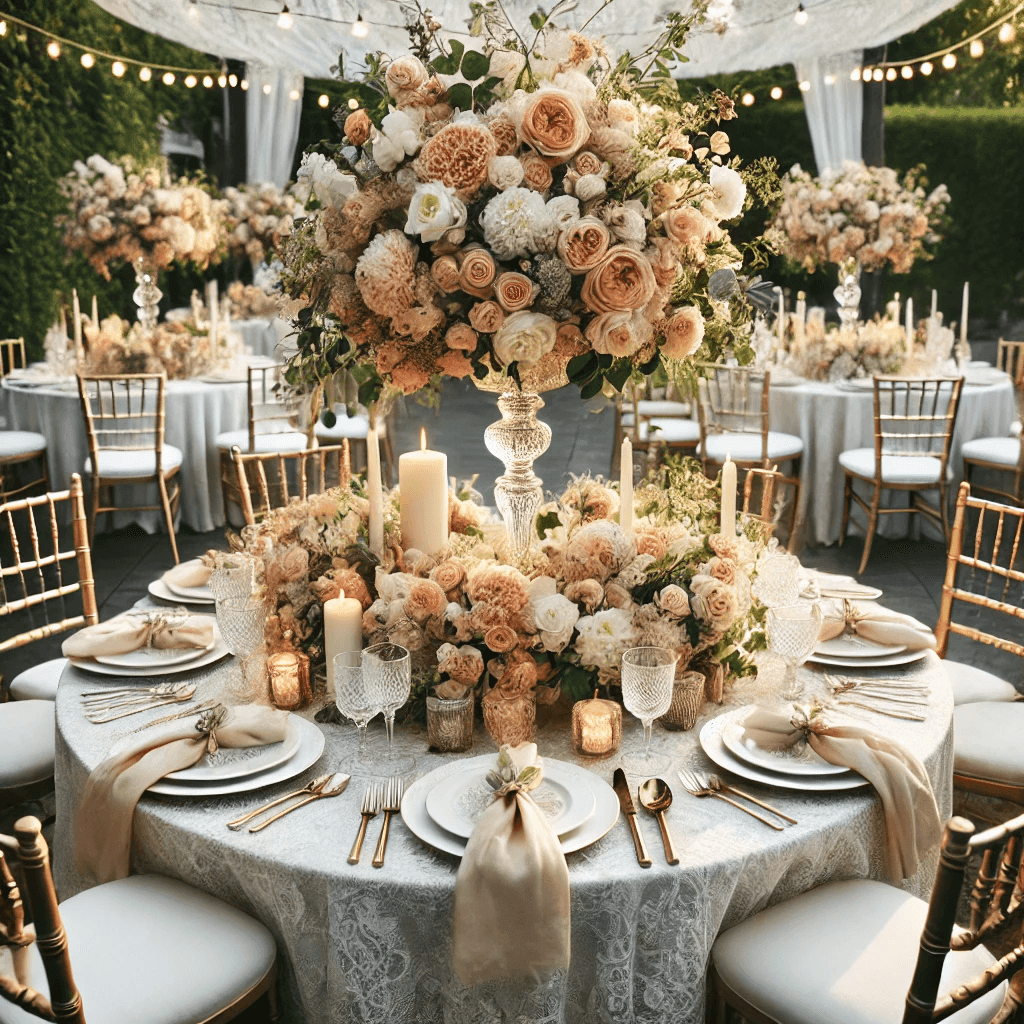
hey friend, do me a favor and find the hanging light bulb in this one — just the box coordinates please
[741,92,755,106]
[277,4,294,29]
[112,60,126,77]
[289,87,301,100]
[850,67,862,81]
[351,13,369,38]
[770,85,783,100]
[885,67,897,81]
[920,61,934,75]
[185,74,197,88]
[794,3,808,26]
[139,66,152,81]
[318,93,330,107]
[969,38,984,58]
[942,52,957,69]
[0,20,6,36]
[162,71,175,85]
[347,97,359,109]
[823,73,836,85]
[872,67,884,81]
[229,73,238,87]
[262,82,272,95]
[46,40,61,59]
[187,0,200,22]
[241,78,249,90]
[80,52,95,68]
[901,65,913,79]
[798,79,810,91]
[203,75,213,88]
[998,22,1016,43]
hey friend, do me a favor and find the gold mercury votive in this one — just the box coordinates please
[571,689,622,758]
[267,651,311,709]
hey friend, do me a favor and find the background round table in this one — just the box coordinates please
[53,655,954,1024]
[0,376,247,532]
[234,316,292,360]
[769,374,1016,545]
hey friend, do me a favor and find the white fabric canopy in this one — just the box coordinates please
[794,50,864,173]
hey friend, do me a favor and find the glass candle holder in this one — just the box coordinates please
[426,694,475,753]
[267,651,311,709]
[659,671,707,731]
[571,689,622,758]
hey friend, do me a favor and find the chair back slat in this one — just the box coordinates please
[77,374,166,469]
[0,339,27,377]
[246,364,302,452]
[697,364,771,467]
[997,338,1024,388]
[232,443,349,525]
[872,376,962,465]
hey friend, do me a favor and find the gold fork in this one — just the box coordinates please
[677,769,784,831]
[348,783,383,864]
[372,777,405,868]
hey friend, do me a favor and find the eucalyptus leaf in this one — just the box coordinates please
[447,83,473,112]
[460,50,490,82]
[580,375,604,401]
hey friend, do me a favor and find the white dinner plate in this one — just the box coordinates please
[699,715,870,792]
[148,716,326,797]
[165,717,302,782]
[807,648,929,669]
[815,636,907,658]
[148,577,215,606]
[424,756,596,839]
[805,571,883,601]
[70,635,230,677]
[720,709,851,777]
[163,559,215,601]
[94,641,214,669]
[401,757,619,857]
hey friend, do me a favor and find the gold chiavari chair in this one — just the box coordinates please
[0,338,48,505]
[77,373,181,564]
[710,809,1024,1024]
[314,404,396,485]
[0,815,279,1024]
[839,375,963,575]
[935,483,1024,804]
[997,338,1024,389]
[740,465,800,551]
[0,339,27,377]
[232,443,350,526]
[616,379,700,474]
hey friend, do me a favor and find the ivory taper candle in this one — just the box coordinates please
[905,297,914,346]
[960,281,969,345]
[207,279,218,343]
[323,594,363,696]
[367,426,384,558]
[931,289,938,321]
[72,289,82,357]
[91,294,98,328]
[619,436,633,535]
[400,428,448,554]
[776,288,785,343]
[721,454,737,537]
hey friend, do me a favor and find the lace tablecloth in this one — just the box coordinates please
[53,655,954,1024]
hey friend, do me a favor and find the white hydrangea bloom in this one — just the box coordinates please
[479,187,552,259]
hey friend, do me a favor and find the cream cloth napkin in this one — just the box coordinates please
[76,704,289,884]
[742,705,942,882]
[818,598,937,651]
[163,561,213,589]
[61,608,214,658]
[453,743,571,986]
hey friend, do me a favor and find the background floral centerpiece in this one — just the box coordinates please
[221,182,302,271]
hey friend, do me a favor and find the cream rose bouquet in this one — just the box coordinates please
[221,182,303,270]
[280,4,778,410]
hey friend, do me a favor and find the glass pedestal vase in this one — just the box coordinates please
[133,257,162,335]
[833,261,862,331]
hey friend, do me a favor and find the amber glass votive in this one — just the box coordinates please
[267,651,311,709]
[571,689,622,758]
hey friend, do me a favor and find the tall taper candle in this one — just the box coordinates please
[207,279,218,343]
[721,454,737,537]
[72,289,82,358]
[91,294,99,328]
[776,288,785,343]
[619,437,633,535]
[400,428,448,554]
[960,281,969,345]
[905,297,914,346]
[931,289,938,321]
[366,426,385,558]
[323,595,362,696]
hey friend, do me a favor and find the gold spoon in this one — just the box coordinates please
[638,778,680,865]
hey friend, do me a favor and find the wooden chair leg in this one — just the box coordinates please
[839,473,853,547]
[857,483,882,576]
[158,475,180,565]
[87,476,100,544]
[938,481,951,543]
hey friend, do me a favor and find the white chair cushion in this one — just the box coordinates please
[944,660,1019,706]
[85,445,182,479]
[1011,420,1021,438]
[639,418,701,444]
[0,701,54,789]
[839,447,945,485]
[701,431,804,463]
[961,436,1022,468]
[214,429,308,454]
[9,657,67,701]
[954,702,1024,786]
[630,400,691,417]
[315,413,370,441]
[0,431,46,459]
[0,875,277,1024]
[712,879,1004,1024]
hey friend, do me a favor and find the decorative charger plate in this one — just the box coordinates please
[94,641,214,669]
[720,709,850,777]
[815,636,906,658]
[424,755,596,839]
[163,559,215,601]
[70,634,229,677]
[165,718,302,782]
[807,648,929,669]
[401,757,619,857]
[148,577,214,606]
[148,717,325,797]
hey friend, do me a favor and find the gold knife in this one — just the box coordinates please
[613,767,652,868]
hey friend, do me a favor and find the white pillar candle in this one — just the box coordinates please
[59,306,67,338]
[399,428,448,554]
[619,436,633,535]
[72,289,82,357]
[720,454,737,538]
[366,426,385,558]
[795,290,806,324]
[91,294,99,328]
[323,595,363,697]
[931,289,938,321]
[905,297,914,346]
[960,281,969,345]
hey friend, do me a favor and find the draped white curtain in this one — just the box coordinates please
[794,51,864,174]
[244,62,304,187]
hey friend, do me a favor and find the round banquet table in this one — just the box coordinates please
[769,374,1016,546]
[234,316,292,360]
[53,652,954,1024]
[0,376,248,533]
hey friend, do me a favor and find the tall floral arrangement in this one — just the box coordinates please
[771,160,949,275]
[221,182,303,269]
[279,4,777,409]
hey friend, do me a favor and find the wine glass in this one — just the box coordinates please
[333,655,381,767]
[620,646,678,777]
[766,603,824,702]
[363,643,415,774]
[215,595,267,701]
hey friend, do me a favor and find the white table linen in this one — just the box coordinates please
[234,317,292,361]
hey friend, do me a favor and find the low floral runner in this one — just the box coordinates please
[817,599,937,651]
[62,608,214,657]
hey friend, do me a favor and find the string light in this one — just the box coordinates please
[277,4,294,29]
[139,66,152,81]
[872,67,884,81]
[351,13,368,38]
[203,74,214,87]
[318,93,330,107]
[794,3,808,26]
[901,65,913,79]
[185,74,197,87]
[920,61,933,75]
[999,22,1016,43]
[218,73,227,87]
[770,85,783,100]
[823,73,836,85]
[80,51,95,68]
[885,67,897,81]
[942,52,957,69]
[229,73,238,87]
[46,40,60,59]
[262,82,272,95]
[798,79,810,91]
[347,97,359,109]
[0,20,6,36]
[741,91,755,106]
[850,68,861,81]
[112,60,125,77]
[162,71,175,85]
[969,38,984,57]
[289,87,301,100]
[241,78,249,90]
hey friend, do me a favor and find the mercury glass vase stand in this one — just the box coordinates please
[133,257,162,335]
[833,262,862,330]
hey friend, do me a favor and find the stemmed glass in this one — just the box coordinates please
[363,643,415,774]
[215,595,267,701]
[766,603,824,702]
[333,655,381,768]
[620,646,678,777]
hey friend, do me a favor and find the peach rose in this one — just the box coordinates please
[519,89,590,163]
[584,310,650,358]
[385,55,429,98]
[431,255,461,293]
[573,150,604,177]
[655,584,690,618]
[444,322,478,352]
[557,216,610,273]
[662,205,713,247]
[580,245,658,313]
[405,579,448,622]
[459,248,496,296]
[709,533,739,559]
[344,109,372,147]
[691,578,739,632]
[633,527,667,560]
[430,559,466,595]
[707,556,738,586]
[520,152,553,192]
[494,272,537,312]
[468,300,504,334]
[484,624,519,653]
[662,306,705,360]
[564,579,604,610]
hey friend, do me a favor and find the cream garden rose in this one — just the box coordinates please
[533,593,581,652]
[404,181,467,242]
[492,310,558,366]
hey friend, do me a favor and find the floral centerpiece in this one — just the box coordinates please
[59,155,228,280]
[278,5,778,409]
[221,183,302,270]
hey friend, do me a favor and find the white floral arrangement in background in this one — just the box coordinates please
[221,183,303,269]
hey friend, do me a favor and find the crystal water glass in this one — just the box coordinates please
[363,642,415,773]
[209,557,256,601]
[216,595,267,701]
[620,646,678,777]
[333,655,381,766]
[766,603,824,702]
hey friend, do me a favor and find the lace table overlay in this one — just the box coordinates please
[54,654,954,1024]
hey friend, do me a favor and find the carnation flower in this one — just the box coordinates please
[436,642,484,685]
[708,165,746,221]
[557,216,610,273]
[354,230,417,317]
[581,245,658,313]
[416,122,497,195]
[479,188,552,260]
[391,304,444,341]
[466,563,531,609]
[585,310,652,357]
[488,115,519,156]
[494,272,538,312]
[518,88,590,163]
[385,55,429,98]
[469,300,504,334]
[492,310,558,366]
[662,306,705,360]
[371,108,422,172]
[533,593,581,652]
[488,155,525,191]
[574,607,636,670]
[404,181,467,242]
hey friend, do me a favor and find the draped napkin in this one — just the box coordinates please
[61,608,214,658]
[742,705,941,882]
[163,561,213,590]
[818,598,937,651]
[453,743,571,986]
[76,704,289,884]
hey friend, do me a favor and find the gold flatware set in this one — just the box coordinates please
[226,773,351,832]
[81,680,198,723]
[678,768,797,831]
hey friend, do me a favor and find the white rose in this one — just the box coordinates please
[551,69,597,105]
[297,153,358,209]
[655,584,690,618]
[546,195,581,233]
[488,155,525,191]
[574,607,637,670]
[607,98,639,135]
[708,164,746,221]
[492,310,558,366]
[371,108,421,172]
[488,49,527,92]
[533,593,581,653]
[404,181,467,242]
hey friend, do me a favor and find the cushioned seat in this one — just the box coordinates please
[0,875,277,1024]
[1011,420,1021,438]
[315,413,370,441]
[8,657,67,701]
[954,702,1024,786]
[639,417,701,444]
[700,431,804,463]
[214,429,308,454]
[961,436,1022,467]
[0,431,47,459]
[712,879,1004,1024]
[626,400,691,418]
[0,701,55,789]
[944,660,1020,705]
[839,447,946,485]
[85,445,183,479]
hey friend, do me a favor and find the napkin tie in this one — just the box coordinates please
[742,704,942,882]
[62,608,214,658]
[818,598,937,651]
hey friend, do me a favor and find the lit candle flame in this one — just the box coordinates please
[420,427,427,451]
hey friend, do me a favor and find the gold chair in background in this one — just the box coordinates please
[0,338,27,376]
[314,404,396,485]
[740,466,800,551]
[77,373,181,564]
[997,337,1024,440]
[839,375,963,575]
[0,338,49,505]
